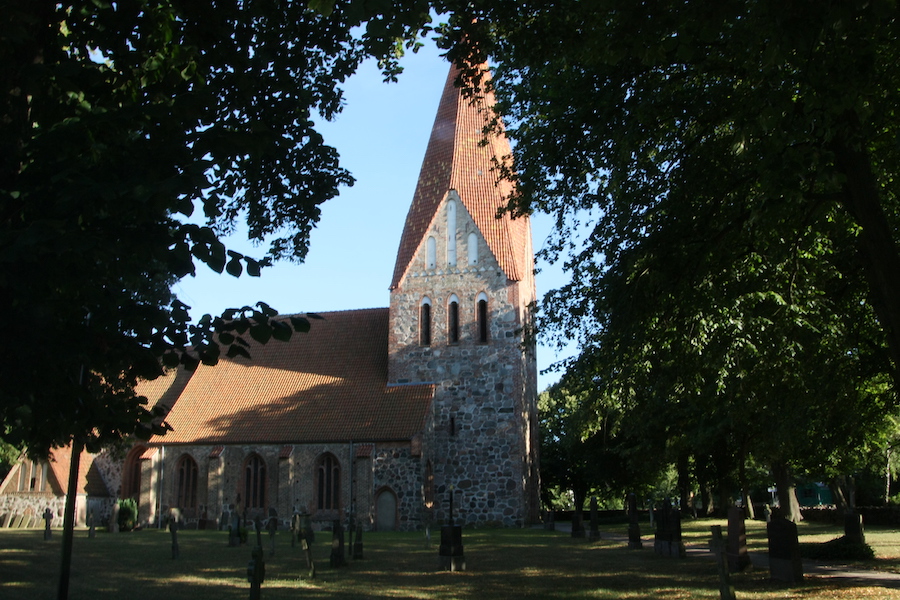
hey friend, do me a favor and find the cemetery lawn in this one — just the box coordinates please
[2,521,900,599]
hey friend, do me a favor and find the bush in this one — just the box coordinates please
[800,536,875,561]
[118,498,138,531]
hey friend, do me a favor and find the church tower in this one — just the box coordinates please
[388,64,540,526]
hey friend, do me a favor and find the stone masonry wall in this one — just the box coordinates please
[389,194,538,527]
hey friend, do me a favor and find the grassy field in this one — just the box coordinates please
[2,519,899,599]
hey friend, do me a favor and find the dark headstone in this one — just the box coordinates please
[352,524,364,559]
[653,498,685,558]
[544,509,556,531]
[571,507,586,539]
[439,524,466,571]
[726,507,752,572]
[627,493,642,549]
[767,518,803,583]
[298,512,315,579]
[710,526,738,600]
[87,509,96,539]
[330,520,346,568]
[229,511,241,547]
[588,497,601,542]
[844,512,865,545]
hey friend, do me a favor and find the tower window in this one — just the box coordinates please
[420,297,432,346]
[448,294,460,344]
[467,232,478,265]
[477,292,489,343]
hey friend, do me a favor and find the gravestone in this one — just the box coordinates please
[653,498,686,558]
[110,501,120,533]
[87,509,96,538]
[439,525,466,571]
[352,522,364,559]
[767,517,803,583]
[330,519,346,568]
[588,497,601,542]
[299,512,315,579]
[11,514,24,529]
[290,509,301,548]
[544,509,555,531]
[844,511,865,545]
[438,490,465,571]
[726,507,752,572]
[710,526,738,600]
[43,508,53,541]
[571,505,586,538]
[229,510,241,547]
[169,509,181,559]
[266,508,278,557]
[627,493,643,549]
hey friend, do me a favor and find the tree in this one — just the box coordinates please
[429,0,900,518]
[1,2,434,597]
[1,0,435,455]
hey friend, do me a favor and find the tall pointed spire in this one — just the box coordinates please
[390,63,532,290]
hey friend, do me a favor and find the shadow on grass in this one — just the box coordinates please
[0,527,896,599]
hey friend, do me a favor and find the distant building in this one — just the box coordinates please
[0,62,540,531]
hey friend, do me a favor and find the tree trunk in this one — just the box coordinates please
[676,453,692,517]
[771,462,802,523]
[885,448,892,506]
[57,439,83,600]
[830,476,850,515]
[832,140,900,391]
[739,455,755,519]
[571,487,586,537]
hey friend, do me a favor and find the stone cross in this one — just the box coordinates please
[247,519,265,600]
[42,508,53,541]
[710,526,737,600]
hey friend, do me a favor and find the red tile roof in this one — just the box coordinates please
[46,446,108,497]
[148,308,434,445]
[391,62,533,290]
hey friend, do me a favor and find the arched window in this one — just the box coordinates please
[244,454,267,510]
[420,297,432,346]
[446,200,457,267]
[467,232,479,265]
[316,454,341,511]
[476,292,489,343]
[122,445,146,500]
[447,294,460,344]
[175,454,198,509]
[426,236,436,269]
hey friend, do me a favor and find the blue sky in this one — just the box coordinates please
[174,40,573,390]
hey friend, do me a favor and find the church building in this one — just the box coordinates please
[0,63,540,531]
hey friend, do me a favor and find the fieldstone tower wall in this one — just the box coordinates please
[388,64,540,527]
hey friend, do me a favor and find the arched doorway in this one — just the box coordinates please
[375,488,397,531]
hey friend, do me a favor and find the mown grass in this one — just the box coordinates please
[1,519,898,599]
